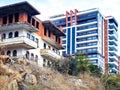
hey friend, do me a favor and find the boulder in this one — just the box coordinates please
[0,55,11,64]
[24,73,37,85]
[8,80,19,90]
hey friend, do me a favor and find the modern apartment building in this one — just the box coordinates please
[0,2,65,67]
[104,16,118,74]
[50,8,118,74]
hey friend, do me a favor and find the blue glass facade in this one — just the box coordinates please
[67,28,71,54]
[108,17,118,74]
[72,27,75,54]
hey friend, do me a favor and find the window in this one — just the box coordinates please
[62,40,66,44]
[56,36,58,42]
[36,21,39,29]
[26,51,29,59]
[58,37,60,44]
[44,28,47,36]
[36,38,39,47]
[7,50,11,56]
[27,33,30,39]
[13,50,17,57]
[48,46,51,50]
[9,32,13,38]
[44,43,46,49]
[32,18,35,26]
[8,14,13,23]
[63,29,66,33]
[47,61,51,67]
[62,51,66,56]
[31,53,34,60]
[31,35,35,41]
[48,30,51,37]
[1,33,6,39]
[14,31,19,37]
[35,55,38,62]
[15,13,19,22]
[27,15,31,23]
[3,16,7,24]
[43,59,46,67]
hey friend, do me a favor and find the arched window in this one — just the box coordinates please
[1,33,6,39]
[13,50,17,57]
[14,31,19,37]
[31,53,34,60]
[26,51,29,59]
[35,55,38,62]
[7,50,11,56]
[9,32,13,38]
[47,61,51,67]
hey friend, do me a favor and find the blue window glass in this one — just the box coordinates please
[27,33,30,39]
[67,28,71,54]
[31,35,35,41]
[72,27,75,54]
[62,40,66,44]
[62,51,66,56]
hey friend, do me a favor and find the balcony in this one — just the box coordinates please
[109,56,118,62]
[109,40,117,46]
[76,39,98,44]
[42,37,64,50]
[109,34,117,40]
[108,61,118,66]
[0,22,39,32]
[40,49,66,61]
[76,33,97,38]
[0,36,37,49]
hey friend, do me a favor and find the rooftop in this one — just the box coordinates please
[0,1,40,17]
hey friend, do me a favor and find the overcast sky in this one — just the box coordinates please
[0,0,120,53]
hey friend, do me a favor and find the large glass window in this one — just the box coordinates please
[72,27,75,54]
[67,28,71,54]
[77,23,97,31]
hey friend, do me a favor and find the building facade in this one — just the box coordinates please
[0,2,65,67]
[105,16,118,74]
[50,8,118,74]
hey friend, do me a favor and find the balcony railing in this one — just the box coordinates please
[0,36,37,49]
[108,61,118,66]
[42,37,64,50]
[0,22,39,32]
[40,49,66,61]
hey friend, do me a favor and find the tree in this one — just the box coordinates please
[88,64,102,77]
[68,54,90,75]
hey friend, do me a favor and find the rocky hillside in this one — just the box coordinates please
[0,55,104,90]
